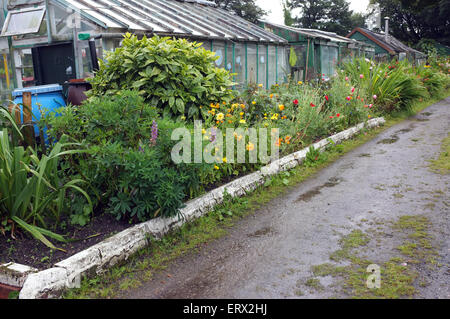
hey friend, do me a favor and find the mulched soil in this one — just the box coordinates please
[0,212,130,270]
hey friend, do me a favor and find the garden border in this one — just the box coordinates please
[11,117,385,299]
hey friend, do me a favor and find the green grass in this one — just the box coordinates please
[310,214,438,299]
[428,133,450,175]
[63,91,450,299]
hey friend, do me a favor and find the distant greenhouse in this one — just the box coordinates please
[260,21,375,82]
[0,0,289,94]
[347,27,426,65]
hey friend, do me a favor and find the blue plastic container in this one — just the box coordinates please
[12,84,66,140]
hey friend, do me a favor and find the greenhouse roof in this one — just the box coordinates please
[347,28,425,56]
[261,21,371,46]
[53,0,287,44]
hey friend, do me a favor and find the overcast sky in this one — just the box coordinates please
[256,0,370,25]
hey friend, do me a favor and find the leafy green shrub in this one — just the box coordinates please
[0,127,91,250]
[44,91,211,222]
[88,34,235,120]
[342,58,427,113]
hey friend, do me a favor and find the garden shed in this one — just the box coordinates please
[260,21,375,82]
[0,0,289,92]
[347,27,426,64]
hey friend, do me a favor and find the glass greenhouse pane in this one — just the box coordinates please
[268,45,276,88]
[226,43,233,72]
[212,41,225,69]
[247,43,257,85]
[277,46,288,84]
[234,43,245,88]
[2,7,45,37]
[320,46,338,78]
[257,44,266,88]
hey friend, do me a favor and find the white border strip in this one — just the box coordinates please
[18,117,385,299]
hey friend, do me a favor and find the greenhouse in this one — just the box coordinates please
[0,0,289,93]
[347,27,426,65]
[260,21,375,82]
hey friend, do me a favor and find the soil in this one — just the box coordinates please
[0,212,130,270]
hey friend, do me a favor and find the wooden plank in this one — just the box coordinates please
[22,92,35,146]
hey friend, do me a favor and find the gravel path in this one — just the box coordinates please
[120,98,450,299]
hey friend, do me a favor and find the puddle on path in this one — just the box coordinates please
[377,135,399,144]
[296,177,343,202]
[358,153,371,158]
[248,227,273,238]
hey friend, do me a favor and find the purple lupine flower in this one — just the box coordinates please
[150,120,158,146]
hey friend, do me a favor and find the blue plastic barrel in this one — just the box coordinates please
[12,84,66,140]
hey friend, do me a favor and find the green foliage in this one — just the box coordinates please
[0,128,91,250]
[341,58,427,113]
[45,91,211,222]
[88,34,235,120]
[288,0,367,35]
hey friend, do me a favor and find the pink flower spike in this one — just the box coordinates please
[346,96,351,101]
[351,87,355,93]
[345,76,349,81]
[373,95,377,100]
[369,104,373,108]
[360,74,364,79]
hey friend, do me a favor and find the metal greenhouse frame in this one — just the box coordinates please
[260,21,376,82]
[0,0,290,92]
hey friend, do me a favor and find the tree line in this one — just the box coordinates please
[213,0,449,48]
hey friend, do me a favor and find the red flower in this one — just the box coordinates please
[310,103,316,107]
[336,113,340,117]
[329,116,334,119]
[293,99,299,105]
[325,95,329,101]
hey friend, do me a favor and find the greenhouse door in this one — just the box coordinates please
[32,42,76,85]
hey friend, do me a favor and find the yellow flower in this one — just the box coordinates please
[270,94,274,99]
[240,104,246,109]
[223,157,227,163]
[237,135,243,141]
[214,165,219,170]
[252,101,256,105]
[246,142,255,151]
[298,81,303,85]
[278,104,285,111]
[216,113,224,121]
[258,83,263,87]
[270,113,279,120]
[202,129,206,134]
[239,119,246,124]
[223,101,227,105]
[181,116,186,120]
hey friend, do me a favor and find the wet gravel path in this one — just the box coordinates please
[121,98,450,299]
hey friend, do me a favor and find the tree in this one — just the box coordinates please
[287,0,367,35]
[283,0,295,26]
[214,0,267,23]
[370,0,450,46]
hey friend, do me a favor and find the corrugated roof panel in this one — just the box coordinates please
[58,0,287,43]
[83,9,124,28]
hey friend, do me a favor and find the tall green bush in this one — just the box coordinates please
[44,91,212,222]
[88,34,235,120]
